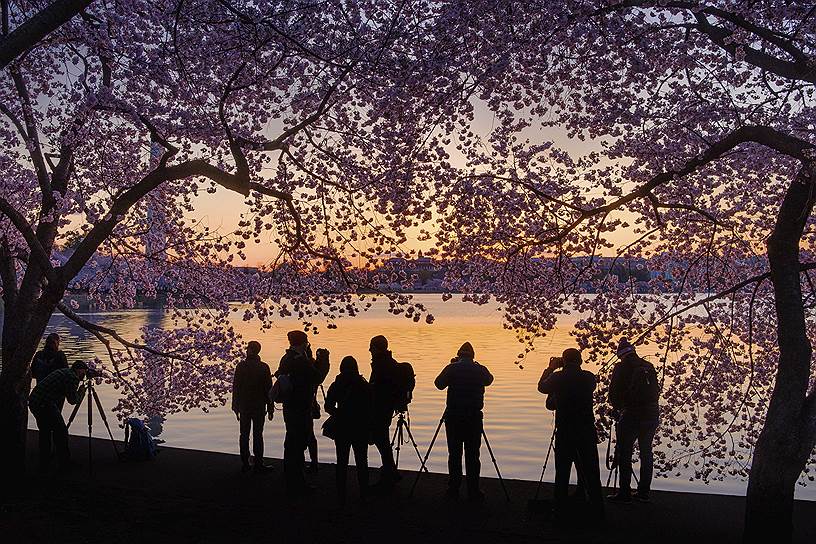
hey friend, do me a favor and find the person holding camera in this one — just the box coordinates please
[538,348,604,523]
[232,340,274,473]
[29,360,88,470]
[368,334,403,487]
[324,355,372,506]
[434,342,494,502]
[276,330,330,496]
[607,338,660,503]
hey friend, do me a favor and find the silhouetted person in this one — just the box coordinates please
[607,338,660,503]
[368,335,401,486]
[538,348,605,523]
[31,333,69,384]
[325,356,372,506]
[29,360,87,470]
[276,330,330,496]
[232,340,274,473]
[434,342,493,501]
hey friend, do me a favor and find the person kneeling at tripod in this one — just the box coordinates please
[538,349,604,523]
[29,360,88,470]
[434,342,494,502]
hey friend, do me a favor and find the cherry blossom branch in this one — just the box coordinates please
[513,125,814,252]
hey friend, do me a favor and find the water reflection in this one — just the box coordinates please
[13,295,815,500]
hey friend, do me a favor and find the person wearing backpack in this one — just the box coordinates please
[607,338,660,503]
[276,330,330,496]
[324,356,372,506]
[367,335,403,487]
[434,342,493,502]
[232,341,274,473]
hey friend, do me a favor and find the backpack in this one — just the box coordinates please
[269,374,292,404]
[394,362,416,412]
[123,418,157,461]
[627,357,660,407]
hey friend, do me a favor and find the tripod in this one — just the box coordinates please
[66,376,121,474]
[390,410,426,471]
[410,411,511,502]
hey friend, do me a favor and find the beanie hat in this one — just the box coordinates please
[287,330,308,346]
[457,342,475,359]
[617,338,636,358]
[369,335,389,352]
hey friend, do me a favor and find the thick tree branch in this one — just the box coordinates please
[0,197,55,283]
[0,0,93,69]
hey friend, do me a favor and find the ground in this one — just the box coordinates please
[1,431,814,543]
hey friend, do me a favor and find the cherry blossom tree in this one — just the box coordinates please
[431,1,816,540]
[0,0,463,478]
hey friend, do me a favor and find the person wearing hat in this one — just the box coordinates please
[276,330,330,496]
[538,348,605,523]
[434,342,494,501]
[607,338,660,503]
[232,340,274,473]
[29,360,88,469]
[368,334,402,487]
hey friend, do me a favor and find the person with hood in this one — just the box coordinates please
[29,360,88,469]
[276,330,330,496]
[607,338,660,503]
[232,341,274,473]
[538,348,605,523]
[324,355,372,506]
[434,342,494,501]
[31,333,69,385]
[368,334,402,486]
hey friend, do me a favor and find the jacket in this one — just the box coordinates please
[325,373,371,440]
[232,355,274,414]
[434,357,494,417]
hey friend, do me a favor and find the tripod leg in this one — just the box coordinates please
[66,400,82,430]
[481,428,510,502]
[87,381,93,476]
[410,413,445,497]
[401,421,428,472]
[394,421,403,469]
[534,427,555,501]
[92,388,121,459]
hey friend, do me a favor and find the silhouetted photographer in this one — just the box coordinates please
[538,348,604,523]
[29,360,88,470]
[368,335,411,487]
[324,355,372,506]
[274,330,330,496]
[434,342,494,501]
[607,338,660,503]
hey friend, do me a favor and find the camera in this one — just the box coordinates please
[86,367,103,379]
[549,356,563,369]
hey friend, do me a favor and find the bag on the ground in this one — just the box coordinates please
[322,414,338,440]
[123,418,157,461]
[394,361,416,412]
[269,374,292,404]
[627,357,660,406]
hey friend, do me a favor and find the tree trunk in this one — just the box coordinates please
[0,294,61,481]
[744,171,816,542]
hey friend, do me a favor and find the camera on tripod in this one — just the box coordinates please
[85,366,104,379]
